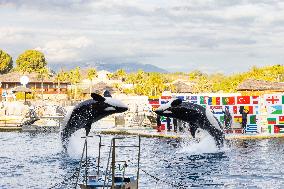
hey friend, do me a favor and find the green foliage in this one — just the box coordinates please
[0,49,13,74]
[15,92,34,100]
[16,50,47,73]
[55,69,69,82]
[69,67,82,84]
[87,68,97,81]
[109,69,127,81]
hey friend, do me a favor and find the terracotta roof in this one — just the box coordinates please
[237,79,284,91]
[0,72,69,83]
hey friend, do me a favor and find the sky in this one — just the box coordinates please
[1,0,284,74]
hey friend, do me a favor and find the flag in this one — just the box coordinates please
[267,105,282,114]
[274,125,280,133]
[245,124,258,133]
[208,97,220,105]
[254,106,259,114]
[161,96,172,100]
[244,106,254,114]
[160,100,169,104]
[274,125,284,133]
[237,96,251,104]
[161,116,167,122]
[267,118,276,124]
[222,97,235,105]
[177,96,185,101]
[279,116,284,124]
[266,95,280,105]
[200,96,208,104]
[249,115,257,124]
[148,99,159,105]
[219,115,224,124]
[210,106,223,114]
[233,116,242,123]
[268,125,273,133]
[251,96,259,105]
[233,106,238,114]
[186,96,198,103]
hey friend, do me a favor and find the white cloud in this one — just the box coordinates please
[0,0,284,73]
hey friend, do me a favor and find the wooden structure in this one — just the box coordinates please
[0,72,69,95]
[237,79,284,95]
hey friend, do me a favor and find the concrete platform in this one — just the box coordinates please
[96,127,284,140]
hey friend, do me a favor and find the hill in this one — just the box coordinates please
[50,62,168,73]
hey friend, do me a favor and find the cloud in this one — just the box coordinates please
[35,36,93,62]
[0,0,284,73]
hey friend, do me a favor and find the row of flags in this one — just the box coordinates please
[148,93,284,134]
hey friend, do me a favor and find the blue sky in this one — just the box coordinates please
[1,0,284,73]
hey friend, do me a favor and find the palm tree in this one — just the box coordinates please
[55,69,69,94]
[37,68,49,100]
[87,68,97,94]
[69,67,82,100]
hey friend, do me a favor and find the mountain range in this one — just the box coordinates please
[49,62,168,73]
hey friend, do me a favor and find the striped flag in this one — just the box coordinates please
[274,125,284,133]
[279,116,284,124]
[267,105,282,114]
[234,115,242,123]
[186,96,198,103]
[161,96,172,100]
[208,97,221,105]
[252,96,259,105]
[200,96,208,104]
[148,99,159,104]
[222,97,235,105]
[244,106,254,114]
[245,124,258,133]
[267,118,276,124]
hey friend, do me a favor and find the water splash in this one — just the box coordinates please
[178,129,224,155]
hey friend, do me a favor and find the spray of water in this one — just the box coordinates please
[178,128,227,155]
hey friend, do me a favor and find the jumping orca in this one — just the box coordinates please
[61,92,128,149]
[154,98,224,147]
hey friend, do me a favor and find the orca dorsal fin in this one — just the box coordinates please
[91,93,105,102]
[171,98,182,107]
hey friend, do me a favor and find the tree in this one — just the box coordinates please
[16,50,47,73]
[69,67,82,100]
[55,69,69,94]
[87,68,97,94]
[37,68,49,100]
[0,49,13,74]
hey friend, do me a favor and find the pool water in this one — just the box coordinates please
[0,131,284,189]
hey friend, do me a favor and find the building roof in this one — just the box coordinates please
[0,72,69,83]
[237,79,284,91]
[172,80,195,93]
[82,81,116,94]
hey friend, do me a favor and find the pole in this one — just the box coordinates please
[85,138,88,186]
[97,135,102,177]
[137,136,141,189]
[111,139,116,189]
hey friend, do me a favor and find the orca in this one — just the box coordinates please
[154,98,224,147]
[61,92,128,149]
